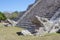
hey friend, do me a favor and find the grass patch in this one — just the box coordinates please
[0,23,60,40]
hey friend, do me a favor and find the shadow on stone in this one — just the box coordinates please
[16,32,23,36]
[56,29,60,33]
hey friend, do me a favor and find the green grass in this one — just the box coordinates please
[0,23,60,40]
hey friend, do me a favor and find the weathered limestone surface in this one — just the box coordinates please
[33,16,60,35]
[16,0,60,36]
[20,16,60,36]
[17,0,60,27]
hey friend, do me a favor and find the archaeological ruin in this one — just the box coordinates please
[15,0,60,36]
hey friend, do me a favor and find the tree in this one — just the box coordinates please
[0,12,7,21]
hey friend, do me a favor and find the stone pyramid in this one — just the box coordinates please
[16,0,60,28]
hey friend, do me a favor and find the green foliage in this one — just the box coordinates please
[0,12,7,20]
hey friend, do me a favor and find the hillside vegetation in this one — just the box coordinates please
[0,12,7,21]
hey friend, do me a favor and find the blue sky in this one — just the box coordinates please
[0,0,35,12]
